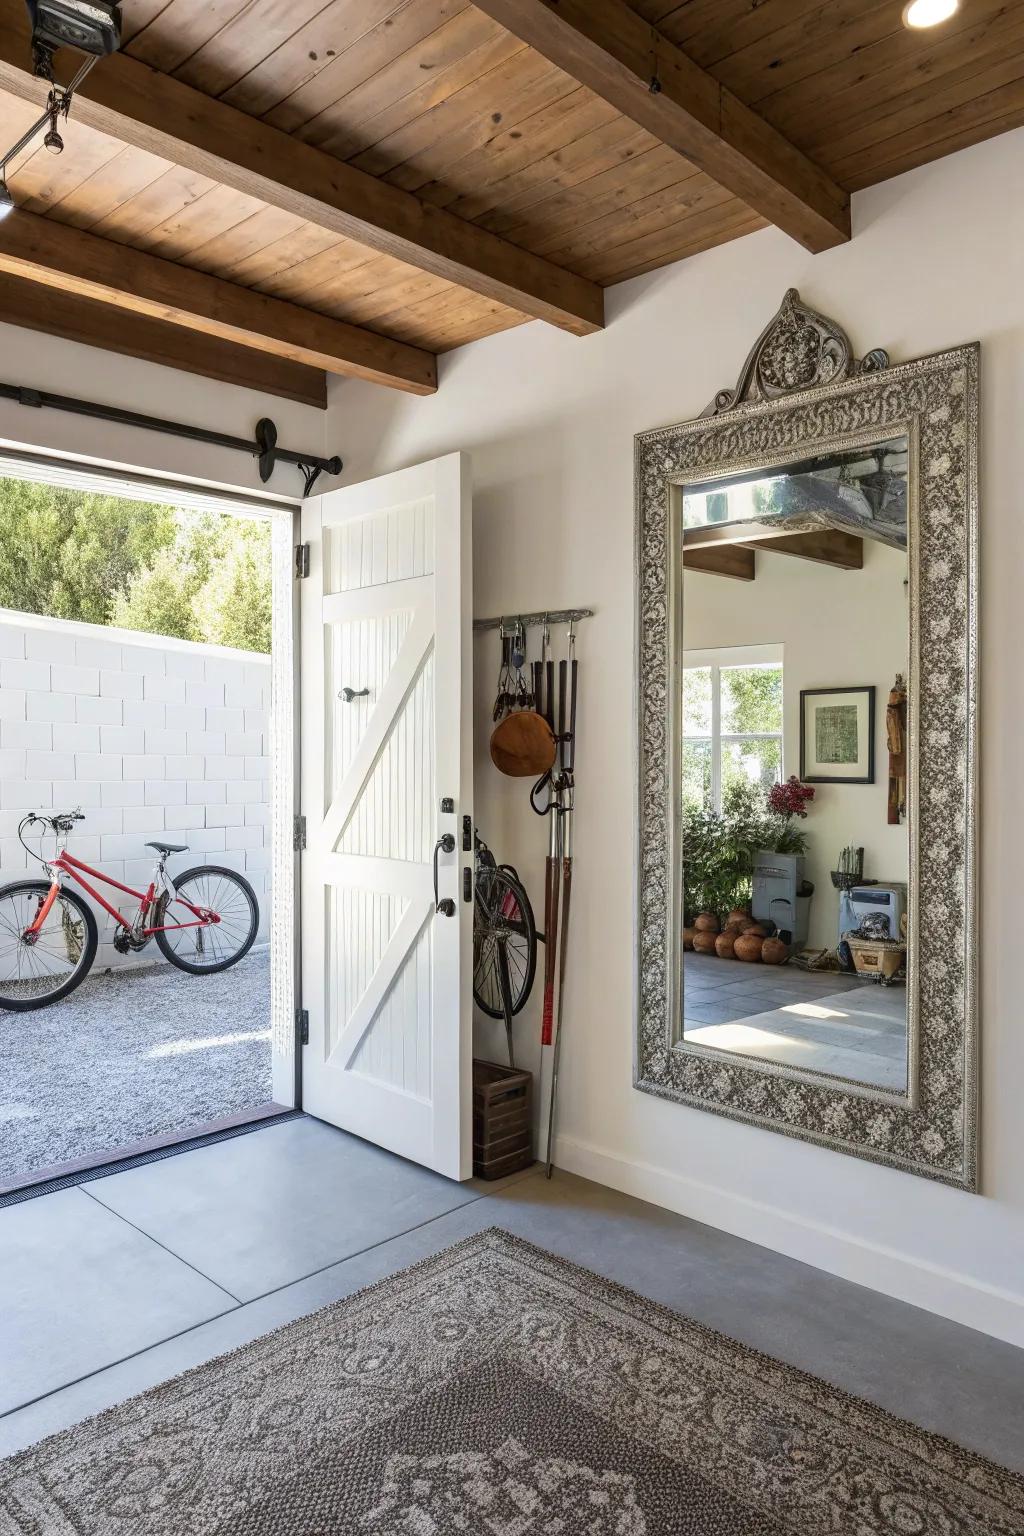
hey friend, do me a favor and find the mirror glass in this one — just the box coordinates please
[679,435,910,1095]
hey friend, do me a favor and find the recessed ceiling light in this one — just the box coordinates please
[902,0,959,28]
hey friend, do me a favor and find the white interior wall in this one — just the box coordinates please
[683,542,910,949]
[324,128,1024,1346]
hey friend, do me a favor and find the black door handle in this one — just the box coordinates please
[340,686,370,702]
[433,833,456,915]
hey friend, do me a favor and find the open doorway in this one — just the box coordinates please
[0,461,296,1192]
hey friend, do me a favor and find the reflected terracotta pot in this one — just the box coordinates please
[682,926,696,951]
[745,923,770,938]
[694,912,720,933]
[733,932,764,963]
[692,930,718,954]
[761,937,789,965]
[726,908,749,927]
[715,930,737,958]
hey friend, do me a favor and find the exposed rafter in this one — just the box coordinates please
[471,0,851,254]
[0,273,328,409]
[0,0,604,336]
[0,211,437,395]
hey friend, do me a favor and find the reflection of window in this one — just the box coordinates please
[683,646,783,813]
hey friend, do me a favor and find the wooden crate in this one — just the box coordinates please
[848,937,905,980]
[473,1059,533,1180]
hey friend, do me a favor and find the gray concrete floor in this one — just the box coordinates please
[1,1115,1022,1475]
[0,949,272,1185]
[685,952,908,1091]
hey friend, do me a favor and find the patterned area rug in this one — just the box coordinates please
[2,1228,1022,1535]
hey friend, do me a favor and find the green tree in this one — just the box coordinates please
[721,664,782,734]
[0,479,175,625]
[0,477,272,652]
[194,518,272,654]
[110,547,202,642]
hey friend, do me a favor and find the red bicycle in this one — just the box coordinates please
[0,810,260,1011]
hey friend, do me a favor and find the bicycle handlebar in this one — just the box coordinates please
[18,809,85,843]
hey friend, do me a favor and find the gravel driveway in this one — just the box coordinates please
[0,948,272,1185]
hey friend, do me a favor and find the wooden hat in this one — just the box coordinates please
[490,710,557,777]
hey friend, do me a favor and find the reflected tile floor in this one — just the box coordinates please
[683,953,907,1091]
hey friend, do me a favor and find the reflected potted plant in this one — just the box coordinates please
[683,778,815,929]
[767,775,816,841]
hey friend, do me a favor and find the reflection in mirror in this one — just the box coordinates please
[679,437,910,1095]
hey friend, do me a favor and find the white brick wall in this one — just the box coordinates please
[0,609,272,971]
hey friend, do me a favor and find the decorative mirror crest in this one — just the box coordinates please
[703,288,890,417]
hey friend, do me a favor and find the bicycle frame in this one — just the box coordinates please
[23,850,220,941]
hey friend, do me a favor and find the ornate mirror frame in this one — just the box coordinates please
[633,291,979,1188]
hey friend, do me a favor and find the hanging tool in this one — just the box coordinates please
[545,619,578,1178]
[531,619,545,724]
[544,615,555,734]
[492,621,511,722]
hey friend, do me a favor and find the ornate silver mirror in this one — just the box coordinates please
[634,291,978,1187]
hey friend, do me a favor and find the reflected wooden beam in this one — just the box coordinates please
[751,530,863,570]
[682,524,863,571]
[683,545,755,581]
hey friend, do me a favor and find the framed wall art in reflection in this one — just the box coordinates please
[799,686,875,784]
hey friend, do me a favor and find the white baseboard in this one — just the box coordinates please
[556,1134,1024,1349]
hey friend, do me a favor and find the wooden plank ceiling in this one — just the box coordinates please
[0,0,1021,405]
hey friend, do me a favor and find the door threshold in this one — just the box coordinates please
[0,1104,299,1207]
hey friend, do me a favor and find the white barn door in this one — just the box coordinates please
[299,454,473,1180]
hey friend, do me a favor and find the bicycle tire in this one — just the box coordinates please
[0,880,97,1011]
[155,865,260,974]
[473,865,537,1019]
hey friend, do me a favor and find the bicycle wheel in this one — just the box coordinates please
[473,865,537,1019]
[155,865,259,974]
[0,880,97,1011]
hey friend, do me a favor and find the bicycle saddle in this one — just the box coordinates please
[145,841,190,855]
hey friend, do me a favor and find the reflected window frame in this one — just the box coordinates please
[682,644,784,814]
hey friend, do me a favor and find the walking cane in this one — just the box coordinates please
[545,620,577,1177]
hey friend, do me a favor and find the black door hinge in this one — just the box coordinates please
[293,813,307,851]
[295,542,311,579]
[296,1008,309,1046]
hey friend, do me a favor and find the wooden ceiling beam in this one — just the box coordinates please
[0,211,437,396]
[682,545,755,581]
[471,0,851,253]
[0,2,603,337]
[0,274,328,410]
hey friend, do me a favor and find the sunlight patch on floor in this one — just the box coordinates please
[780,1001,849,1020]
[149,1029,271,1059]
[686,1022,809,1052]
